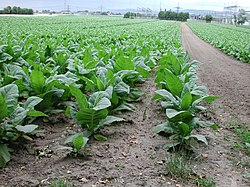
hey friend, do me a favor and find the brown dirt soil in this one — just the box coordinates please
[1,23,250,187]
[182,22,250,187]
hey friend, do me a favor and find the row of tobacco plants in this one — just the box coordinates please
[0,16,182,167]
[153,50,218,151]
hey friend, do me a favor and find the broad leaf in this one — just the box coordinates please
[153,89,178,105]
[181,92,192,110]
[0,94,8,121]
[166,109,193,122]
[15,125,38,133]
[24,96,43,110]
[114,81,130,95]
[93,97,111,111]
[76,108,108,129]
[94,134,108,141]
[69,85,88,109]
[136,67,150,78]
[30,70,45,94]
[189,134,208,145]
[73,135,85,152]
[165,70,183,97]
[9,107,27,126]
[178,122,190,136]
[0,84,19,114]
[27,110,48,117]
[98,116,125,128]
[114,55,134,72]
[0,144,11,168]
[163,141,180,151]
[152,121,175,134]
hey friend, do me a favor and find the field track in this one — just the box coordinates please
[182,22,250,124]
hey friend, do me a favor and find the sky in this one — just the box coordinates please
[0,0,249,12]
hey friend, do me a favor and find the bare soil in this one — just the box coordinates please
[0,23,250,187]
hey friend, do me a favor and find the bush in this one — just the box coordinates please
[205,15,213,23]
[124,12,136,19]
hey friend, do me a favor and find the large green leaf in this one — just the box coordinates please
[69,85,88,110]
[114,81,130,95]
[98,116,125,128]
[165,70,183,97]
[189,134,208,145]
[76,108,108,130]
[93,97,111,111]
[178,122,190,136]
[15,124,38,134]
[171,57,181,75]
[153,89,178,105]
[0,94,8,121]
[0,144,11,168]
[73,135,85,152]
[152,121,175,134]
[166,109,193,122]
[114,55,134,72]
[112,102,136,112]
[27,110,48,117]
[181,92,192,110]
[36,89,64,111]
[163,141,180,151]
[30,70,45,94]
[9,107,28,126]
[136,67,150,78]
[192,95,219,106]
[23,96,43,110]
[0,84,19,114]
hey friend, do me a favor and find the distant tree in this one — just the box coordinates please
[101,12,108,15]
[123,12,136,19]
[0,6,33,14]
[3,6,12,14]
[205,14,213,23]
[158,10,189,22]
[17,7,22,14]
[12,6,18,14]
[237,9,247,25]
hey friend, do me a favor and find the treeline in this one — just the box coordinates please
[158,11,189,21]
[0,6,33,15]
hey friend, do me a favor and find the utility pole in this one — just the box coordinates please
[67,4,70,13]
[174,2,181,13]
[160,0,162,11]
[64,0,67,12]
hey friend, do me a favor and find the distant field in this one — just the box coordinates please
[187,21,250,63]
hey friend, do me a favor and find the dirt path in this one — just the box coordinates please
[181,22,250,187]
[182,22,250,124]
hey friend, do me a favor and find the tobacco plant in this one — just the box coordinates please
[0,84,47,167]
[153,52,218,151]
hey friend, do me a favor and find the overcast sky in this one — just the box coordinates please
[0,0,249,12]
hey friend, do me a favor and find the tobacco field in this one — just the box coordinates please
[0,16,249,187]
